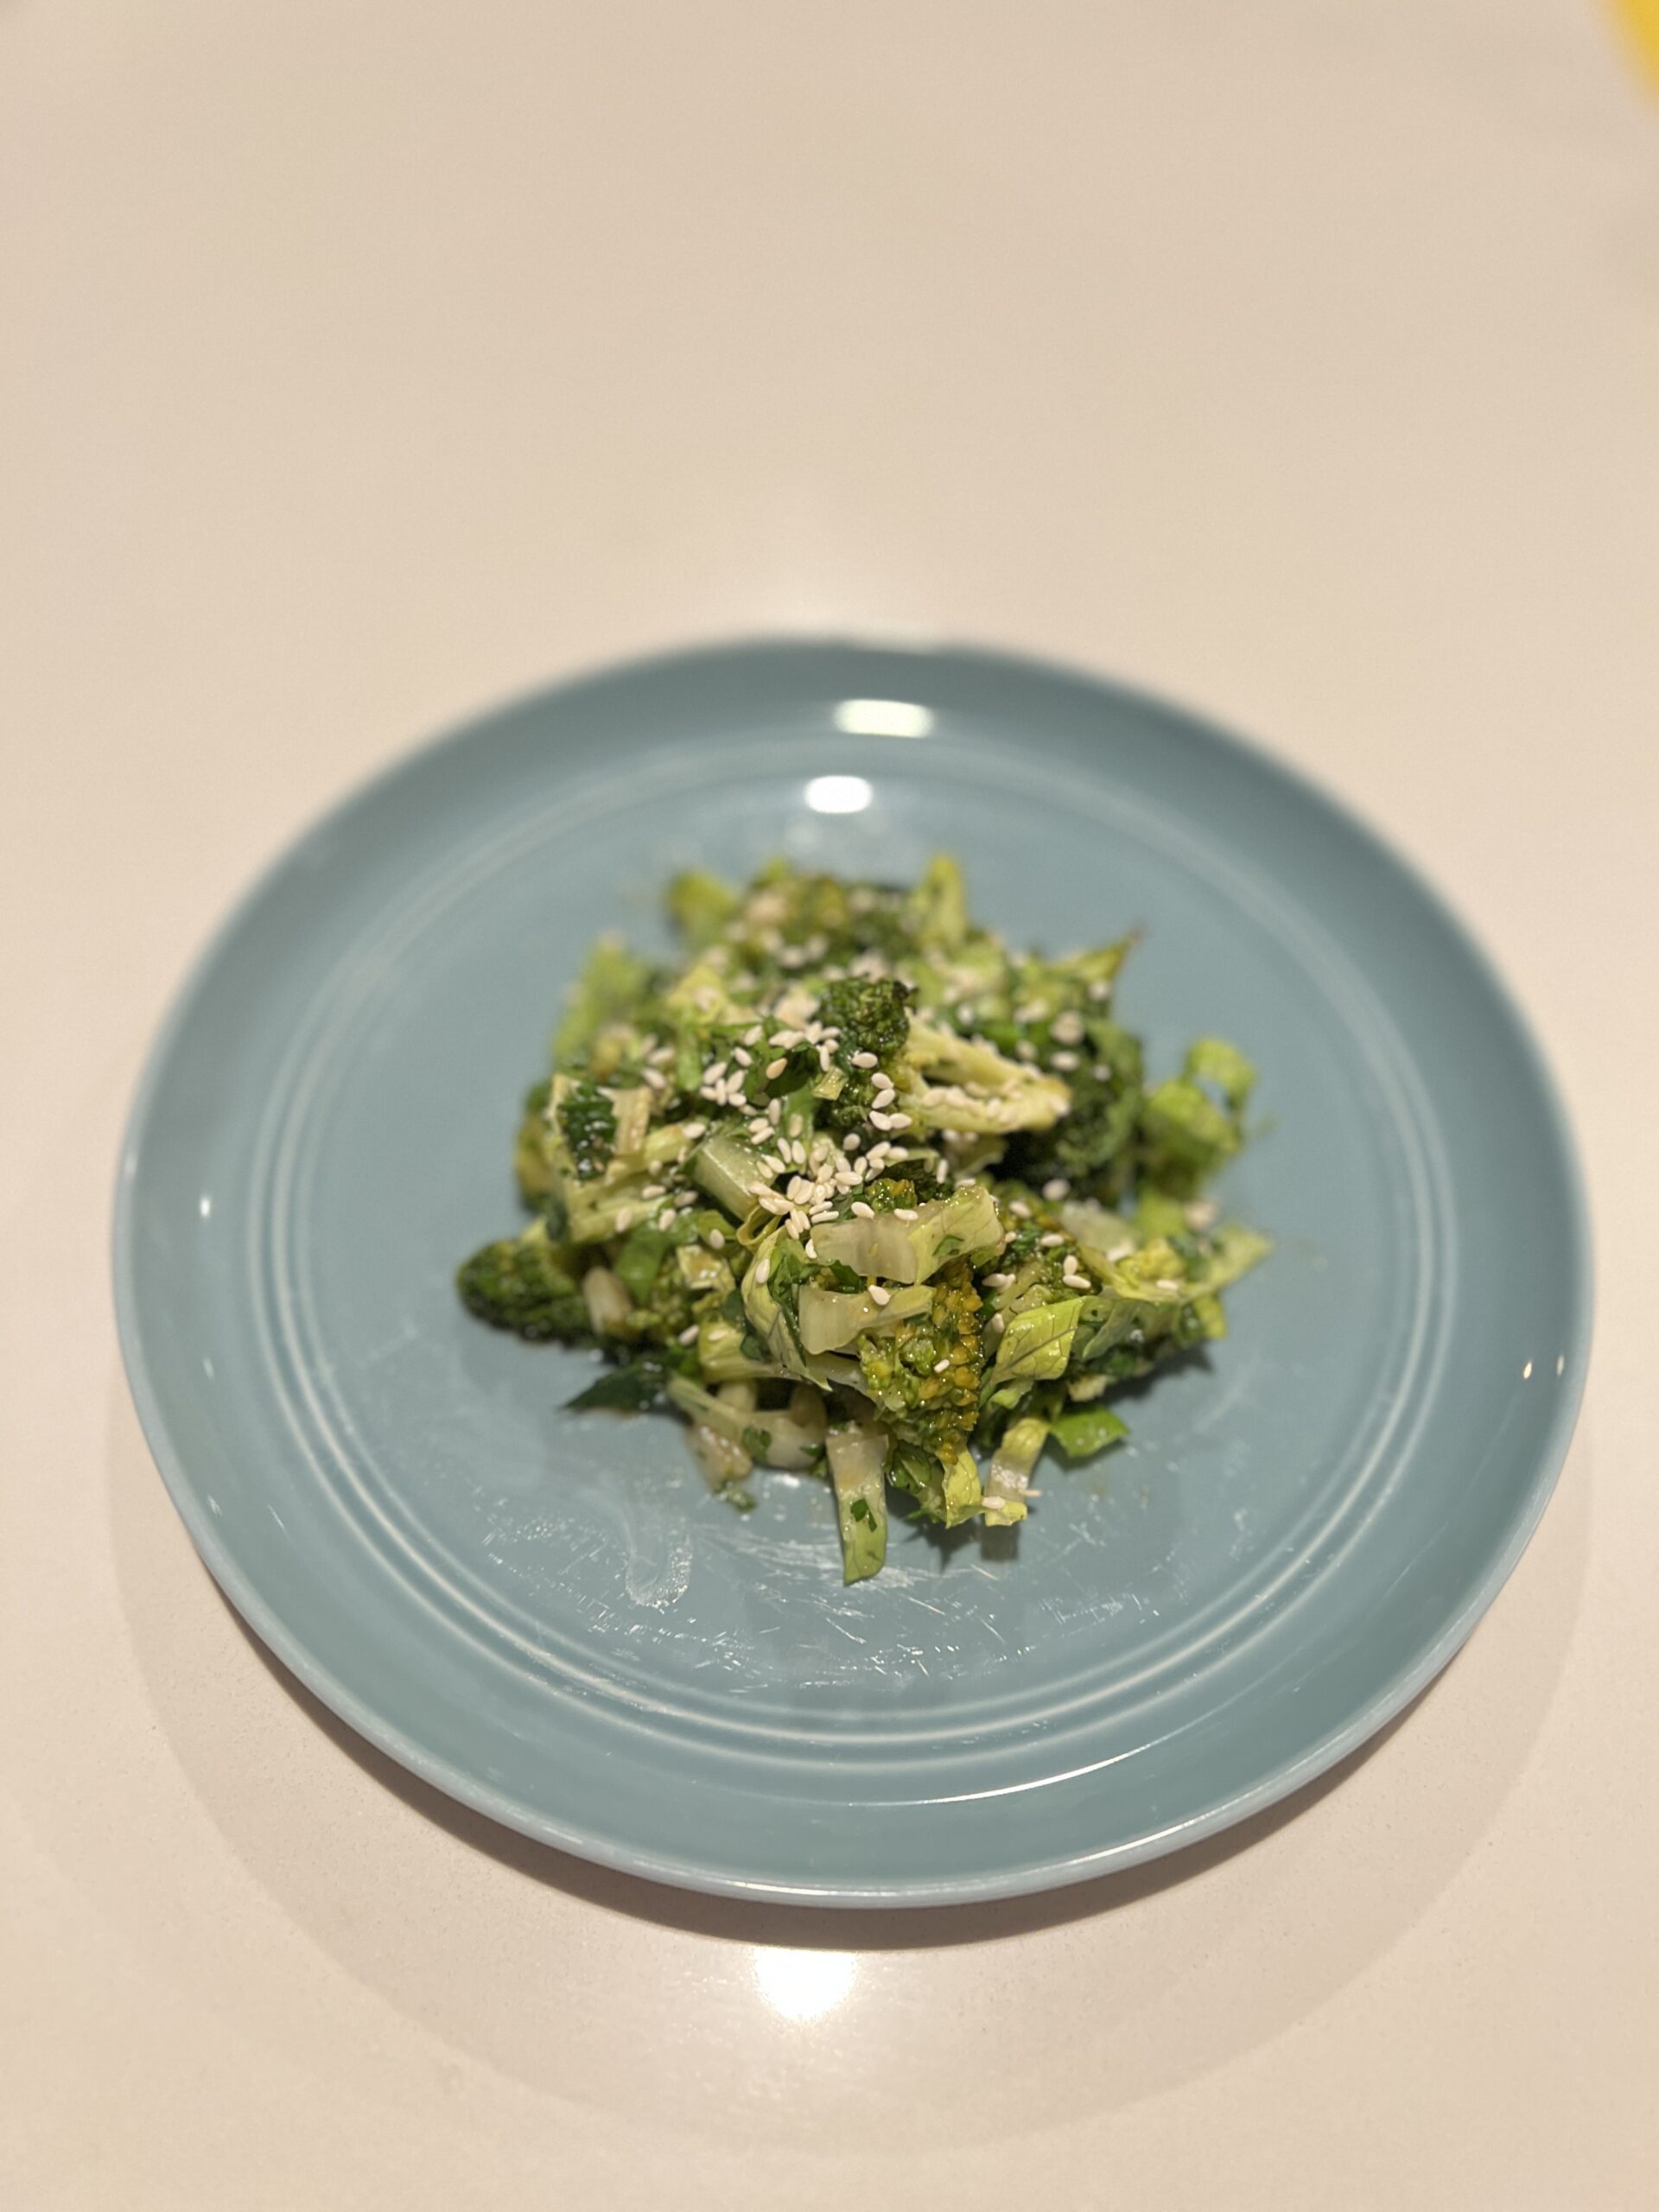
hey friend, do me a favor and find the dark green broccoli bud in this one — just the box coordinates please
[456,1219,590,1342]
[819,975,911,1059]
[817,975,912,1133]
[855,1258,982,1464]
[1002,1018,1143,1198]
[1005,1063,1141,1198]
[555,1079,616,1181]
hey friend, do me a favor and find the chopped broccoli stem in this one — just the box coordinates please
[827,1423,889,1582]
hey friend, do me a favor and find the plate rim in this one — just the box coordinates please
[111,632,1594,1906]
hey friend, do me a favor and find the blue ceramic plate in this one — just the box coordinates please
[114,640,1590,1904]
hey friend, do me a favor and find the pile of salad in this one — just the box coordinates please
[458,857,1268,1581]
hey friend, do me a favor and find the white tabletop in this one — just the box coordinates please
[5,5,1656,2205]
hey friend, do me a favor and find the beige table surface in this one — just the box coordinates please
[4,4,1658,2206]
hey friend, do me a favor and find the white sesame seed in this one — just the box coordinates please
[753,1254,771,1285]
[850,1050,878,1069]
[756,1189,792,1216]
[851,1200,875,1219]
[707,1228,727,1250]
[788,1210,810,1240]
[766,1058,787,1079]
[1039,1232,1065,1248]
[613,1208,634,1233]
[1105,1240,1135,1262]
[704,1062,728,1084]
[732,1046,752,1067]
[886,1111,912,1129]
[682,1121,707,1141]
[842,1131,861,1152]
[893,1206,918,1221]
[770,1030,800,1047]
[641,1065,667,1091]
[1052,1011,1084,1045]
[1051,1050,1079,1071]
[1015,1040,1038,1062]
[640,1183,665,1199]
[868,1110,894,1131]
[1088,979,1112,1001]
[767,1097,783,1124]
[868,1284,892,1307]
[743,1026,763,1045]
[678,1324,699,1344]
[804,1238,817,1258]
[1009,1198,1032,1218]
[1154,1278,1181,1294]
[810,1205,836,1222]
[990,1310,1007,1333]
[933,1357,950,1373]
[1042,1179,1070,1201]
[982,1271,1014,1289]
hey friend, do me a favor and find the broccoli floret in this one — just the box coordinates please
[555,1079,616,1181]
[855,1258,982,1465]
[456,1219,590,1342]
[1005,1065,1140,1196]
[996,1014,1142,1196]
[817,975,912,1133]
[821,974,912,1059]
